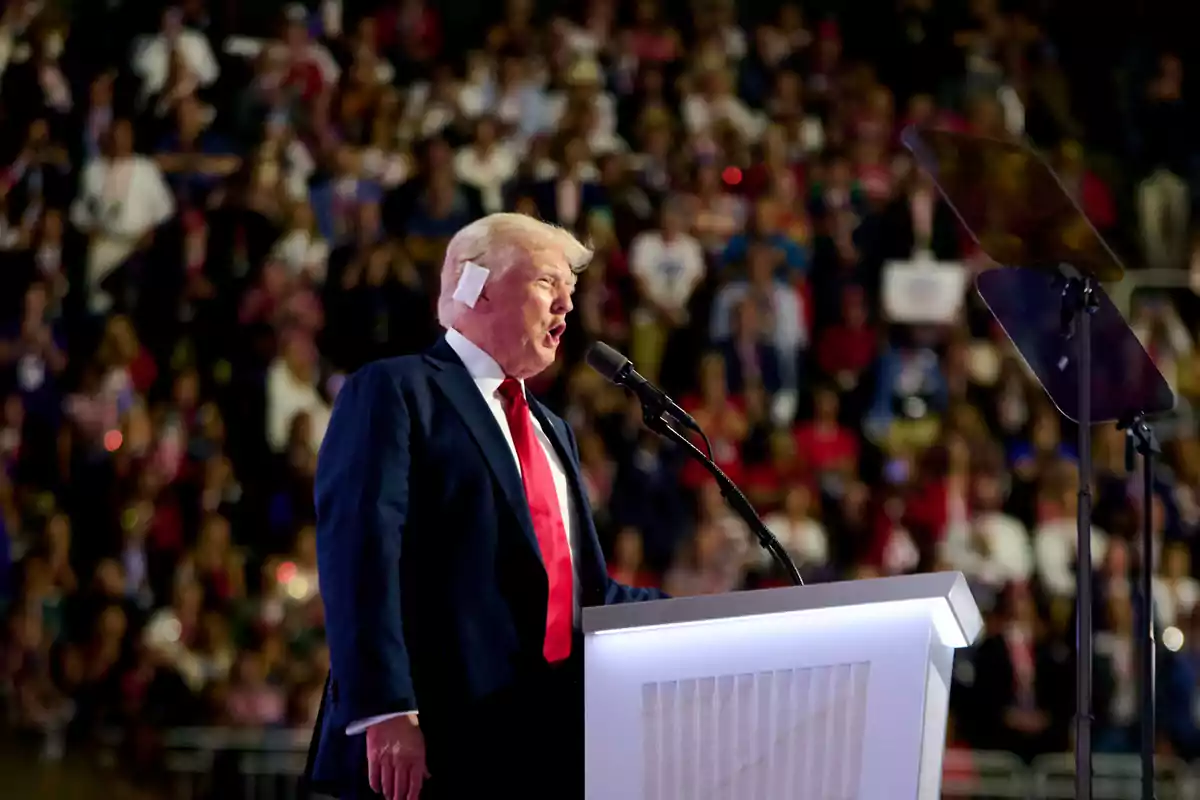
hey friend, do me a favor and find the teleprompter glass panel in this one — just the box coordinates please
[975,267,1174,424]
[901,126,1124,282]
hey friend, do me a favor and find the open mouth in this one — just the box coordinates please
[548,323,566,344]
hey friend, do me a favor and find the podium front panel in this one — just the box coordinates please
[584,597,956,800]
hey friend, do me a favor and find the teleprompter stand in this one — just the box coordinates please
[1120,413,1162,800]
[902,126,1176,800]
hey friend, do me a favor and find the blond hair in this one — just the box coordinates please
[437,213,592,327]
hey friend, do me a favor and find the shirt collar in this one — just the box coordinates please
[445,327,520,394]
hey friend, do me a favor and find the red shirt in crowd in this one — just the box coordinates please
[678,394,747,490]
[740,162,807,201]
[1078,171,1115,230]
[129,346,158,394]
[816,323,877,380]
[904,479,953,544]
[742,455,812,511]
[375,4,442,61]
[793,421,858,474]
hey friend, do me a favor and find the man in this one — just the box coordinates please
[627,198,706,385]
[306,213,665,800]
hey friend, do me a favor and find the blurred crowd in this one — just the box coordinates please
[0,0,1198,788]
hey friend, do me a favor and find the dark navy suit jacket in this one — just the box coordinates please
[306,335,664,795]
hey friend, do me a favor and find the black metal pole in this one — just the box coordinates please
[1121,412,1160,800]
[1137,419,1157,800]
[1142,441,1152,800]
[1075,277,1096,800]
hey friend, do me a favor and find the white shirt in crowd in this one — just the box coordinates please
[131,30,220,100]
[360,146,410,190]
[719,26,748,62]
[940,511,1034,589]
[1153,576,1200,628]
[281,139,318,201]
[761,512,828,568]
[883,527,921,575]
[585,128,628,157]
[454,145,518,214]
[143,606,233,692]
[545,90,618,140]
[70,155,175,309]
[455,71,493,118]
[265,358,332,456]
[1034,518,1108,599]
[682,94,766,142]
[1132,308,1194,392]
[1095,628,1136,725]
[345,327,581,734]
[271,230,330,283]
[628,230,706,314]
[709,280,809,350]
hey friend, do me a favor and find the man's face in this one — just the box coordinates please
[755,200,779,233]
[472,253,575,378]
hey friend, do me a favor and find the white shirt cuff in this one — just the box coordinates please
[345,711,417,735]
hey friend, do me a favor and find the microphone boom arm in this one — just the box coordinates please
[641,410,804,587]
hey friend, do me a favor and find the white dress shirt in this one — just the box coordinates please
[265,358,332,456]
[347,328,580,734]
[70,155,176,310]
[1034,518,1108,599]
[454,145,518,214]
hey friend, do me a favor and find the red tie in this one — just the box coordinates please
[498,378,574,662]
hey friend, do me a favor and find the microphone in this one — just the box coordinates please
[585,342,702,435]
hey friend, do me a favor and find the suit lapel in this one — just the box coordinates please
[528,397,606,605]
[527,399,574,478]
[424,338,542,564]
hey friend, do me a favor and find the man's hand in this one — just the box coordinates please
[365,715,428,800]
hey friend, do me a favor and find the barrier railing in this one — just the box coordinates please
[162,728,315,800]
[941,748,1031,798]
[1030,752,1196,800]
[159,727,1200,800]
[1106,267,1199,319]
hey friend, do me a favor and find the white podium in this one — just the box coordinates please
[582,572,982,800]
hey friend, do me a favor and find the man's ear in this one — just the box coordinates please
[452,261,490,308]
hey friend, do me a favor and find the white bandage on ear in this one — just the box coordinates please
[451,261,489,308]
